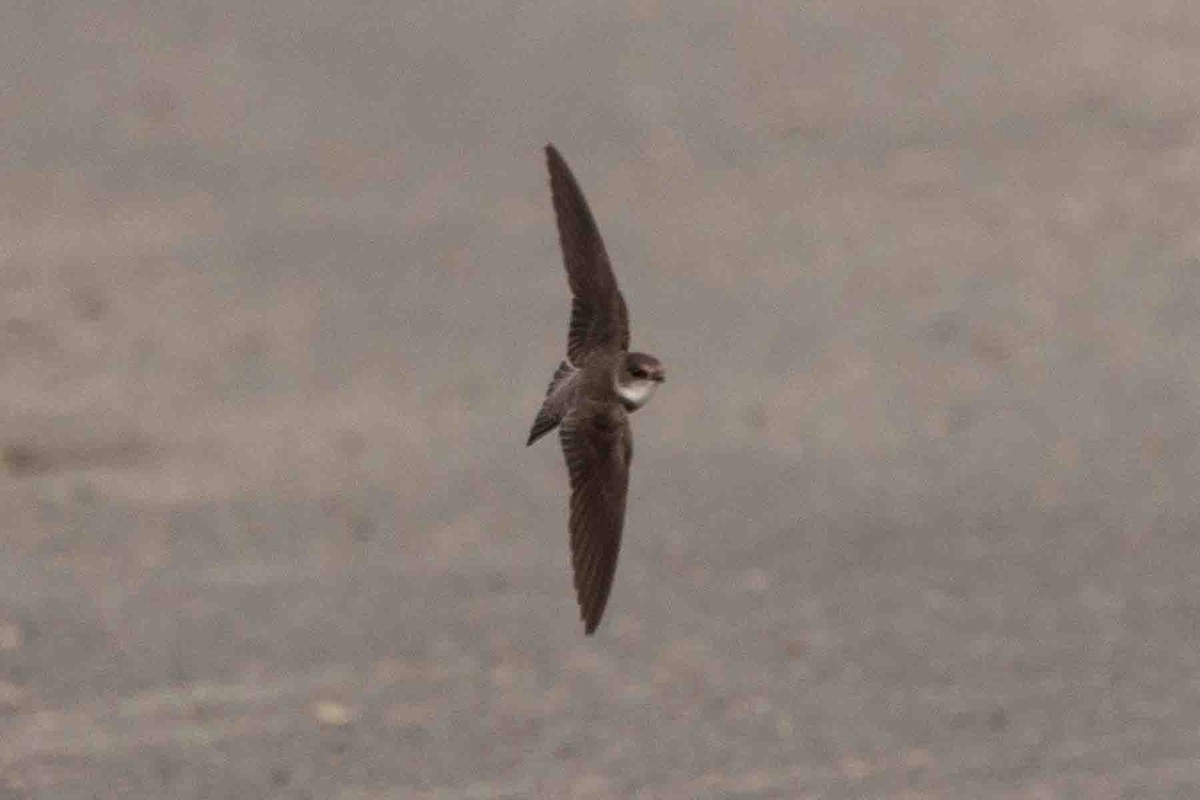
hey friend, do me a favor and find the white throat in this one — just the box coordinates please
[617,377,659,410]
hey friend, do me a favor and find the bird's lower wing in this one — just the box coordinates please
[559,410,632,634]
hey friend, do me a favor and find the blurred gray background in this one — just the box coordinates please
[2,3,1199,798]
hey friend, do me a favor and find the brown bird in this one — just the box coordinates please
[527,144,666,635]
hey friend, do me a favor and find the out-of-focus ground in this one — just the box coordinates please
[2,3,1199,798]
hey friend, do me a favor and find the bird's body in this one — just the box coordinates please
[527,145,665,635]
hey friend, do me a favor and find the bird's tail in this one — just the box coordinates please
[526,360,574,446]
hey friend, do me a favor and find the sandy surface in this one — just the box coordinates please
[3,3,1200,798]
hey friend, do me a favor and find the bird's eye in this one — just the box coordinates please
[631,368,645,378]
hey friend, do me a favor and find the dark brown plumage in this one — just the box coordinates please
[559,384,632,634]
[527,144,664,635]
[545,144,631,362]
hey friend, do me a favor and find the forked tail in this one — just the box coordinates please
[526,360,575,446]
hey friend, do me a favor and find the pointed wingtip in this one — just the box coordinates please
[581,600,602,635]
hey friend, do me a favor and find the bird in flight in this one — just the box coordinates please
[527,144,666,635]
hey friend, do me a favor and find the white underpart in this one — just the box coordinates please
[617,377,659,409]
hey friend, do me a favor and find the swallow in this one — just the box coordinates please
[527,144,666,635]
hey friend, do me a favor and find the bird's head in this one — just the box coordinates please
[617,352,665,410]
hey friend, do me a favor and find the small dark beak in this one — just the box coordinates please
[654,373,666,383]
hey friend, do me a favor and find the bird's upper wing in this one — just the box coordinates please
[559,405,633,634]
[546,145,630,365]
